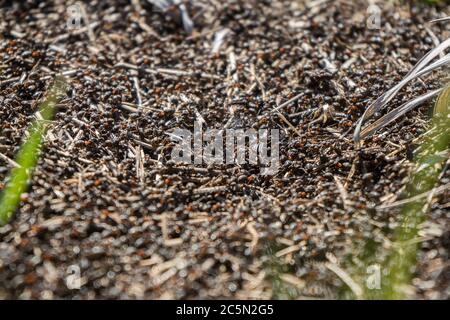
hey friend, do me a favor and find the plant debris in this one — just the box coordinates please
[0,0,449,299]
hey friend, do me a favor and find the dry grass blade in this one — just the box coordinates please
[325,262,363,299]
[354,37,450,143]
[359,89,442,140]
[430,16,450,24]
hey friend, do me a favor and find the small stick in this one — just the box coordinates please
[78,2,96,45]
[135,145,145,184]
[378,182,450,210]
[334,176,350,210]
[160,213,183,247]
[119,103,140,113]
[0,153,20,168]
[269,93,304,114]
[0,77,21,87]
[180,185,228,196]
[275,243,304,257]
[325,262,363,299]
[273,97,302,137]
[131,0,142,12]
[249,64,266,100]
[114,62,221,80]
[133,77,142,108]
[46,22,100,43]
[246,222,259,254]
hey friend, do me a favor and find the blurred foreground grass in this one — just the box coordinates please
[264,86,449,300]
[0,77,66,226]
[361,85,450,299]
[377,86,449,299]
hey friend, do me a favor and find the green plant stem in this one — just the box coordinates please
[0,77,66,226]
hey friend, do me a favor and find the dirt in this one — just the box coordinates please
[0,0,449,299]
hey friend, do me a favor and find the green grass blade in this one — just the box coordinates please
[0,77,67,226]
[368,86,449,299]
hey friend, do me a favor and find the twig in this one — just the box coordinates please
[275,242,304,257]
[133,77,142,108]
[325,262,363,299]
[0,153,20,168]
[114,62,221,80]
[334,176,350,210]
[378,182,450,210]
[78,2,97,45]
[269,93,304,114]
[246,222,259,254]
[160,213,183,247]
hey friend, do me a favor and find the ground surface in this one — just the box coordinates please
[0,0,449,299]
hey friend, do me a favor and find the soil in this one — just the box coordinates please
[0,0,449,299]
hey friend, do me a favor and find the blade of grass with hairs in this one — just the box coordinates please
[0,77,67,226]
